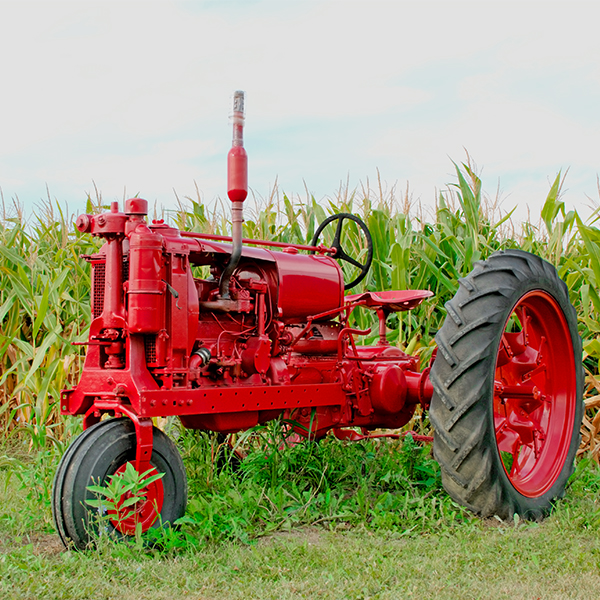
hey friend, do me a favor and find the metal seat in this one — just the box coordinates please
[345,290,432,312]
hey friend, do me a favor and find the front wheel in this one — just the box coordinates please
[52,418,187,549]
[429,250,583,519]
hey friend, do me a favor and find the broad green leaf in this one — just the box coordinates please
[22,328,60,388]
[32,282,51,339]
[541,172,563,235]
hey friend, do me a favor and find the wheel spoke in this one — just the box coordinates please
[515,444,538,475]
[495,419,519,453]
[506,408,537,445]
[337,247,363,269]
[497,327,541,392]
[496,413,540,477]
[497,334,514,367]
[504,331,526,355]
[309,213,373,289]
[333,217,344,248]
[515,305,528,343]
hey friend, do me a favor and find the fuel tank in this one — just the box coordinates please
[265,248,344,321]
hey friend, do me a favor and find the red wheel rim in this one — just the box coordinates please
[108,463,164,535]
[494,290,577,497]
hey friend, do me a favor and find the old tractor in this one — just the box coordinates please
[52,92,583,549]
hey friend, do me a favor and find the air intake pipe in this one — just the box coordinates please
[219,90,248,299]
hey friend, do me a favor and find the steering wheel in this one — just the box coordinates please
[310,213,373,290]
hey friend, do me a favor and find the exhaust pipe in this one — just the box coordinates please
[220,90,248,299]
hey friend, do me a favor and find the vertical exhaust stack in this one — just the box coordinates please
[219,90,248,299]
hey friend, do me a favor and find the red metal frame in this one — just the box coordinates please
[180,230,336,255]
[63,197,434,446]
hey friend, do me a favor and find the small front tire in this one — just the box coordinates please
[52,418,187,549]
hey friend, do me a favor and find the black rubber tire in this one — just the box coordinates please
[52,418,187,549]
[429,249,584,520]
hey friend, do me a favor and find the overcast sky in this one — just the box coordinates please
[1,0,599,225]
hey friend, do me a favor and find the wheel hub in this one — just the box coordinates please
[493,290,577,497]
[108,463,165,535]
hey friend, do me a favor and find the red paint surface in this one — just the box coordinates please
[493,291,578,497]
[227,145,248,202]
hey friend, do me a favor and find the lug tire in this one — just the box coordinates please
[52,418,187,549]
[429,249,583,519]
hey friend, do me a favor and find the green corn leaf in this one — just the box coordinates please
[32,282,51,340]
[3,272,33,319]
[575,213,600,287]
[541,173,564,235]
[452,161,480,237]
[10,339,34,359]
[494,206,517,229]
[0,293,16,324]
[0,244,27,270]
[583,338,600,359]
[390,243,407,290]
[0,357,28,386]
[415,252,457,295]
[33,358,60,410]
[587,285,600,316]
[22,327,60,388]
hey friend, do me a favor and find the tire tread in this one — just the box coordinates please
[430,250,584,519]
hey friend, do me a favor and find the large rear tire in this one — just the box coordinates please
[429,249,583,519]
[52,418,187,549]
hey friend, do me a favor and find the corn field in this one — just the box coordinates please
[1,162,600,461]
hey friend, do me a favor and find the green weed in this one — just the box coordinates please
[173,427,473,545]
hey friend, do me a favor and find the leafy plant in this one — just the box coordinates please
[86,462,165,545]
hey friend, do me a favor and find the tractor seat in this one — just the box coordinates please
[345,290,433,312]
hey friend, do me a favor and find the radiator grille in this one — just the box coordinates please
[92,262,105,319]
[122,256,129,282]
[91,257,129,319]
[145,335,157,365]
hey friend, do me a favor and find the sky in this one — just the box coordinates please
[0,0,599,226]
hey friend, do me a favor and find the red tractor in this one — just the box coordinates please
[52,92,583,549]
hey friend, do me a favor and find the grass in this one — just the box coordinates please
[177,427,471,543]
[2,528,600,599]
[1,434,600,599]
